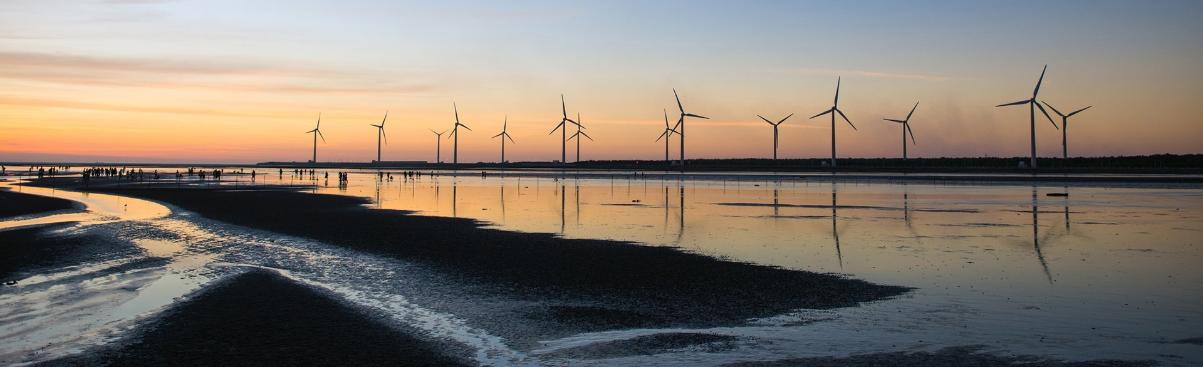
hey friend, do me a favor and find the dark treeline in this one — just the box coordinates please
[568,154,1203,173]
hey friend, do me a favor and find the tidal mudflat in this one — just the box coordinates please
[2,170,1200,366]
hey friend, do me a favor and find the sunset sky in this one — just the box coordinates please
[1,0,1201,163]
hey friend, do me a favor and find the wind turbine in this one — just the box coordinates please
[883,102,918,159]
[756,113,794,161]
[492,116,516,163]
[1041,101,1091,159]
[430,129,447,163]
[654,108,677,163]
[810,77,856,168]
[567,112,593,163]
[548,94,578,164]
[996,65,1058,168]
[305,113,325,163]
[448,103,471,165]
[671,89,708,168]
[370,111,388,163]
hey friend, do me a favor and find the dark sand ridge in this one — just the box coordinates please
[44,181,909,344]
[721,346,1153,367]
[42,270,467,367]
[0,189,77,219]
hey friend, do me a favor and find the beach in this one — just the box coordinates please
[2,174,1195,366]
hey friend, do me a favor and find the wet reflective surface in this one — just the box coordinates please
[2,169,1202,366]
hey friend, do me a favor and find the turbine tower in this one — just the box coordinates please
[492,116,516,163]
[548,94,578,164]
[670,89,709,168]
[654,108,677,163]
[883,102,918,159]
[996,65,1058,168]
[567,112,593,163]
[430,129,447,163]
[809,77,856,168]
[448,103,471,165]
[370,111,388,163]
[756,113,794,161]
[1041,101,1091,159]
[305,113,325,163]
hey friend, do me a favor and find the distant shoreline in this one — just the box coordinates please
[3,154,1200,175]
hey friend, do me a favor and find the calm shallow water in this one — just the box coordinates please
[3,168,1202,365]
[290,170,1203,365]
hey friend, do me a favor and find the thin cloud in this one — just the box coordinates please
[0,51,443,95]
[0,95,278,118]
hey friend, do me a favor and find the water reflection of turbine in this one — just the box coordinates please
[902,183,921,241]
[678,185,686,244]
[559,183,566,234]
[574,182,581,227]
[1031,187,1054,284]
[1063,185,1070,231]
[499,183,506,224]
[832,187,843,271]
[663,185,670,234]
[772,186,780,218]
[374,179,382,209]
[451,181,458,218]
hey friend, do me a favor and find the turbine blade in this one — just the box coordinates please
[810,108,833,119]
[905,101,919,121]
[381,111,388,126]
[655,131,667,142]
[757,115,774,125]
[884,118,906,123]
[1067,105,1092,117]
[684,113,708,119]
[317,130,326,142]
[549,122,563,135]
[906,123,916,145]
[493,132,504,138]
[1035,102,1058,129]
[834,76,841,107]
[1041,100,1065,117]
[430,129,439,135]
[1033,64,1047,98]
[453,102,459,123]
[673,89,684,113]
[460,123,472,131]
[996,99,1031,107]
[778,113,794,124]
[506,134,515,144]
[382,129,388,144]
[836,109,856,130]
[664,108,670,127]
[561,94,567,118]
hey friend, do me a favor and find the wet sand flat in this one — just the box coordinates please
[42,270,466,366]
[88,186,908,334]
[0,224,140,280]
